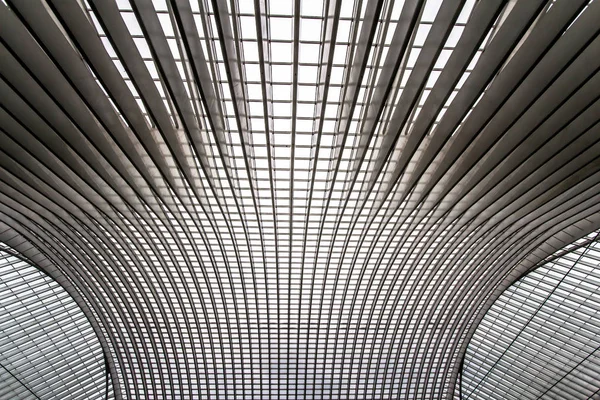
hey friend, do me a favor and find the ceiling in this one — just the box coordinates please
[0,0,599,398]
[462,231,600,400]
[0,246,108,400]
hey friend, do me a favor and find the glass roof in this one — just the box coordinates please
[462,231,600,400]
[0,245,107,400]
[0,0,599,398]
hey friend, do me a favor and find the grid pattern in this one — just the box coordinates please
[0,0,599,398]
[0,246,107,400]
[462,231,600,400]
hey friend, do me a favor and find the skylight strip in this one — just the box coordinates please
[293,7,335,388]
[195,3,264,394]
[87,1,210,201]
[252,0,285,350]
[304,5,385,344]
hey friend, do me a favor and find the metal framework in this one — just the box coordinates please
[0,245,108,400]
[0,0,599,398]
[462,231,600,400]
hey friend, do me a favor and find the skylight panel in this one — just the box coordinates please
[463,232,600,400]
[86,0,185,128]
[3,0,597,398]
[269,16,293,41]
[0,248,106,400]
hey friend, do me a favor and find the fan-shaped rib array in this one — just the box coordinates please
[0,0,599,398]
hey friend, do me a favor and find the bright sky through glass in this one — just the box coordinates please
[0,246,107,400]
[2,0,597,397]
[462,231,600,399]
[80,2,491,397]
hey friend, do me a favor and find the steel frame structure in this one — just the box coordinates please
[0,0,599,398]
[462,231,600,399]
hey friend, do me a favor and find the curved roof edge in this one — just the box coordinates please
[0,221,117,399]
[450,214,600,397]
[457,223,600,399]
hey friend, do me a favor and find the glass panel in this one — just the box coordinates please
[0,245,106,400]
[462,231,600,400]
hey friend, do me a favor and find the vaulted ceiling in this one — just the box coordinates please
[0,0,599,398]
[463,231,600,400]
